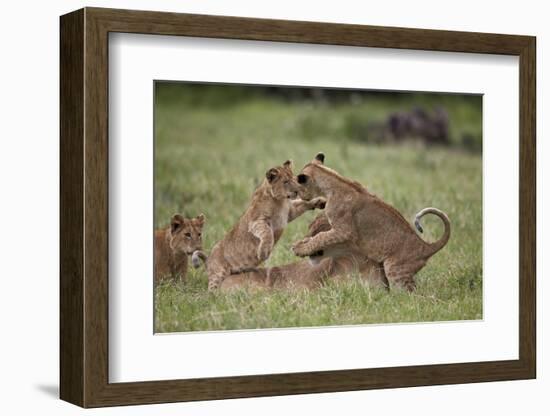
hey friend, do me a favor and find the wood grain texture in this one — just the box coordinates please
[518,38,536,375]
[59,7,537,408]
[89,7,532,54]
[59,8,84,407]
[83,10,110,406]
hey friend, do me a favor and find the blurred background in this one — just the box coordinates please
[156,82,482,152]
[154,82,482,332]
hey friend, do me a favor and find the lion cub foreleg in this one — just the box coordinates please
[249,219,274,262]
[292,225,354,258]
[287,197,326,222]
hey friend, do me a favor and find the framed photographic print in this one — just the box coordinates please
[60,7,536,408]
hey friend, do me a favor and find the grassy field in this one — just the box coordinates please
[154,83,482,333]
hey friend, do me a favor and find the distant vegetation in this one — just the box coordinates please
[156,82,482,152]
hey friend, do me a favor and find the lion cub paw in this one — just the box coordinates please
[309,197,326,210]
[208,280,220,291]
[292,237,313,257]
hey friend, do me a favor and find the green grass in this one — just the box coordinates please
[154,84,482,333]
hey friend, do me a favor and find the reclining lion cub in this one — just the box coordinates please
[292,153,450,291]
[205,160,326,290]
[194,213,387,291]
[154,213,205,283]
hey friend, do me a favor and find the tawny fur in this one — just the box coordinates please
[305,213,388,288]
[205,160,326,290]
[195,213,388,291]
[291,153,451,291]
[154,213,205,283]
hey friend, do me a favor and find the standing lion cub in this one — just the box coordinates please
[205,160,325,290]
[292,153,450,291]
[154,213,205,283]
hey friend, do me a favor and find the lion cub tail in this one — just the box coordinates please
[191,250,208,269]
[414,207,451,257]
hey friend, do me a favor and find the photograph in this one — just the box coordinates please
[153,82,483,333]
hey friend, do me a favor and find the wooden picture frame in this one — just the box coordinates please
[60,7,536,408]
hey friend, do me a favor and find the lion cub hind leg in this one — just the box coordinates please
[383,258,426,292]
[360,261,390,290]
[206,255,232,291]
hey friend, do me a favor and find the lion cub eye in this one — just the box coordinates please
[184,232,192,238]
[198,233,202,237]
[284,180,290,185]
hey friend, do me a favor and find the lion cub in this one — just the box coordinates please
[292,153,450,291]
[154,213,205,283]
[205,160,325,290]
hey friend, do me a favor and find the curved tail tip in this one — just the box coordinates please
[414,218,424,233]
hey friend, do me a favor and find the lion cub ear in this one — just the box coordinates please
[266,168,279,183]
[195,213,206,225]
[170,214,185,235]
[314,152,325,164]
[283,160,293,169]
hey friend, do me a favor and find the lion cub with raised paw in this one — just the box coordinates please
[205,160,326,290]
[154,213,205,284]
[292,153,450,292]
